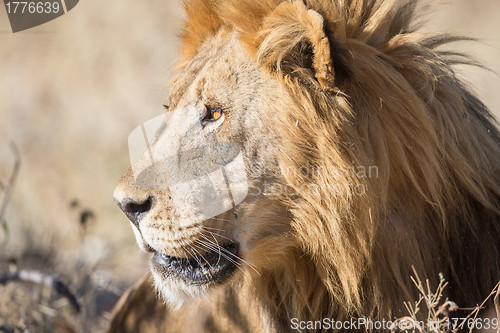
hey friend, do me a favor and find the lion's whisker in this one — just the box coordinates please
[193,241,251,279]
[195,238,237,266]
[208,231,222,265]
[171,247,182,267]
[187,244,218,280]
[196,236,260,275]
[198,226,235,242]
[207,217,238,227]
[208,217,232,222]
[199,229,260,275]
[187,244,210,266]
[184,244,204,268]
[194,239,242,268]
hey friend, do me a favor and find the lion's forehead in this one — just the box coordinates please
[163,31,282,175]
[168,31,265,111]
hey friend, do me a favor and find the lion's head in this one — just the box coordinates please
[113,20,294,307]
[113,0,500,324]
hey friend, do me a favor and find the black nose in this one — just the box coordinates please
[117,197,152,227]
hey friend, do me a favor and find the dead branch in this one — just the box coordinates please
[456,281,500,332]
[0,142,20,222]
[0,269,80,313]
[495,283,499,333]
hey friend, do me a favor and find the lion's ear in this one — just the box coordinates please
[256,0,335,89]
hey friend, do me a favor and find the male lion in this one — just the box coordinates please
[109,0,500,332]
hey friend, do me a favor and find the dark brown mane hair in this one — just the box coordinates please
[181,0,500,322]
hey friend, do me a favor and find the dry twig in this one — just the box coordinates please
[0,142,20,224]
[0,270,80,313]
[494,285,499,333]
[456,281,500,332]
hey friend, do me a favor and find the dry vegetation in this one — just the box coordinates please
[0,0,499,332]
[392,271,500,333]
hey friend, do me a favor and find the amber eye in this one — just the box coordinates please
[212,109,222,121]
[202,106,224,127]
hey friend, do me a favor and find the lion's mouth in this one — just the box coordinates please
[151,243,240,284]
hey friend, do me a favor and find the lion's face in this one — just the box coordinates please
[113,31,292,307]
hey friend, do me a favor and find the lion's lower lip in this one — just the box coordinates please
[151,243,239,284]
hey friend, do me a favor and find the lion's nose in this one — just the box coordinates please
[113,168,155,228]
[115,196,153,227]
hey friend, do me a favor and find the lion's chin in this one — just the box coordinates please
[151,272,211,310]
[149,242,240,309]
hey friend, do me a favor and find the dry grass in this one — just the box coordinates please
[0,247,118,332]
[0,1,499,332]
[391,269,500,333]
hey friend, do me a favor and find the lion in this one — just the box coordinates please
[109,0,500,332]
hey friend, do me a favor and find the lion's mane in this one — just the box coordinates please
[179,0,500,324]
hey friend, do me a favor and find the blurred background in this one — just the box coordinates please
[0,0,499,332]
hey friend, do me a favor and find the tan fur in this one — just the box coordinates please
[109,0,500,332]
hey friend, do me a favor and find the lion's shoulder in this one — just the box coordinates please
[106,274,169,333]
[107,274,260,333]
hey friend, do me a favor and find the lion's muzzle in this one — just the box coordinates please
[113,104,250,287]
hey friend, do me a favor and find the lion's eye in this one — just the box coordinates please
[202,107,224,127]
